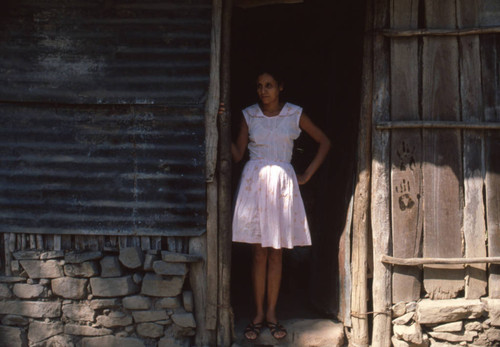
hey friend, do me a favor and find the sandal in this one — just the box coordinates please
[267,321,287,340]
[244,321,263,341]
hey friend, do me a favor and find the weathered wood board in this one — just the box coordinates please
[390,0,422,303]
[457,0,487,299]
[422,0,464,299]
[481,34,500,298]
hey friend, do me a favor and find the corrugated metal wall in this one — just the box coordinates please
[0,0,211,236]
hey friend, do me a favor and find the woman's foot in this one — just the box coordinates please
[267,321,287,340]
[244,321,264,341]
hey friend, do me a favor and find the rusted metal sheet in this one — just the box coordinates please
[0,0,211,105]
[0,103,206,236]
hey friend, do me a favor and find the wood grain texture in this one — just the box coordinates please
[338,194,353,327]
[481,34,500,298]
[390,0,422,304]
[422,0,464,300]
[457,0,487,299]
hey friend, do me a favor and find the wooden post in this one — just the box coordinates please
[390,0,422,304]
[338,193,353,327]
[4,233,12,276]
[218,0,233,345]
[422,0,464,300]
[457,0,487,299]
[351,0,373,345]
[371,0,391,345]
[481,34,500,298]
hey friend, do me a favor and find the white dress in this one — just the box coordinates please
[232,102,312,249]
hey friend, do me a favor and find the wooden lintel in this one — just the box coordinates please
[381,26,500,38]
[235,0,303,8]
[376,121,500,130]
[382,255,500,266]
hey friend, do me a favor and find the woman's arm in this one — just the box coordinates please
[297,113,331,185]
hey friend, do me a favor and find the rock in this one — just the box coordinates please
[486,327,500,342]
[64,324,112,336]
[90,276,138,297]
[31,334,74,347]
[393,322,423,344]
[65,251,103,264]
[11,260,20,274]
[141,273,183,297]
[1,315,29,326]
[0,283,13,298]
[28,321,64,343]
[391,335,429,347]
[428,330,477,342]
[132,273,143,284]
[20,260,63,279]
[393,301,407,318]
[100,256,122,278]
[158,336,190,347]
[393,312,415,325]
[157,319,172,325]
[40,250,65,260]
[161,251,202,263]
[132,310,168,323]
[153,261,187,276]
[51,277,87,299]
[119,247,144,269]
[89,299,120,310]
[39,279,50,285]
[155,297,181,309]
[13,250,42,260]
[123,296,151,310]
[63,303,95,321]
[96,313,133,327]
[136,322,164,338]
[171,312,197,328]
[483,298,500,327]
[416,299,484,324]
[465,321,483,331]
[0,276,26,283]
[406,301,417,312]
[183,291,194,312]
[64,261,98,277]
[0,301,61,318]
[116,331,129,338]
[80,336,145,347]
[432,321,463,332]
[143,253,158,271]
[0,325,27,347]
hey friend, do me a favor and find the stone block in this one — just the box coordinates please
[483,298,500,326]
[123,295,151,310]
[432,321,463,332]
[1,315,29,326]
[416,299,484,324]
[51,277,87,299]
[63,303,95,322]
[40,250,65,260]
[143,253,158,271]
[0,283,13,298]
[28,321,63,343]
[13,250,42,260]
[465,321,483,331]
[96,312,133,327]
[119,247,144,269]
[486,327,500,342]
[0,325,28,347]
[428,330,477,342]
[153,261,187,276]
[13,283,44,299]
[20,260,63,279]
[90,276,138,297]
[161,251,202,263]
[11,260,20,273]
[132,310,168,323]
[64,261,98,277]
[171,312,196,328]
[64,324,112,336]
[158,336,190,347]
[141,273,183,297]
[394,323,423,344]
[393,301,407,318]
[136,322,164,338]
[80,336,145,347]
[100,256,123,277]
[393,312,414,325]
[132,273,143,284]
[0,276,26,283]
[65,251,102,264]
[391,335,429,347]
[183,291,193,312]
[155,297,181,309]
[0,301,61,318]
[89,299,120,310]
[31,335,74,347]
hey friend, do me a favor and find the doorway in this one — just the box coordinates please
[229,0,366,326]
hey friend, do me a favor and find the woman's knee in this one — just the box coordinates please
[252,245,268,264]
[267,248,282,263]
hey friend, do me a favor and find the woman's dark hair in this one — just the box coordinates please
[254,64,285,86]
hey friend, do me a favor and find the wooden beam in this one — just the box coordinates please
[382,26,500,37]
[376,121,500,130]
[235,0,302,8]
[382,255,500,266]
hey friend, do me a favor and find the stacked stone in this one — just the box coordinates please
[391,298,500,346]
[0,247,201,347]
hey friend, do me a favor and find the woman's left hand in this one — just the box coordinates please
[297,173,311,185]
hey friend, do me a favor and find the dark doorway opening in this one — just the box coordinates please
[230,0,366,325]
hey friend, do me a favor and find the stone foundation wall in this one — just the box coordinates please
[391,298,500,346]
[0,247,201,347]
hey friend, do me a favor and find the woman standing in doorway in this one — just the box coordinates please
[227,68,330,341]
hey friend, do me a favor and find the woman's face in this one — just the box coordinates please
[256,73,282,105]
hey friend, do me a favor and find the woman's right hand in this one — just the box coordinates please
[218,102,226,115]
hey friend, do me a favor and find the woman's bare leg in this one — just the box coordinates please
[266,248,283,325]
[251,244,268,324]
